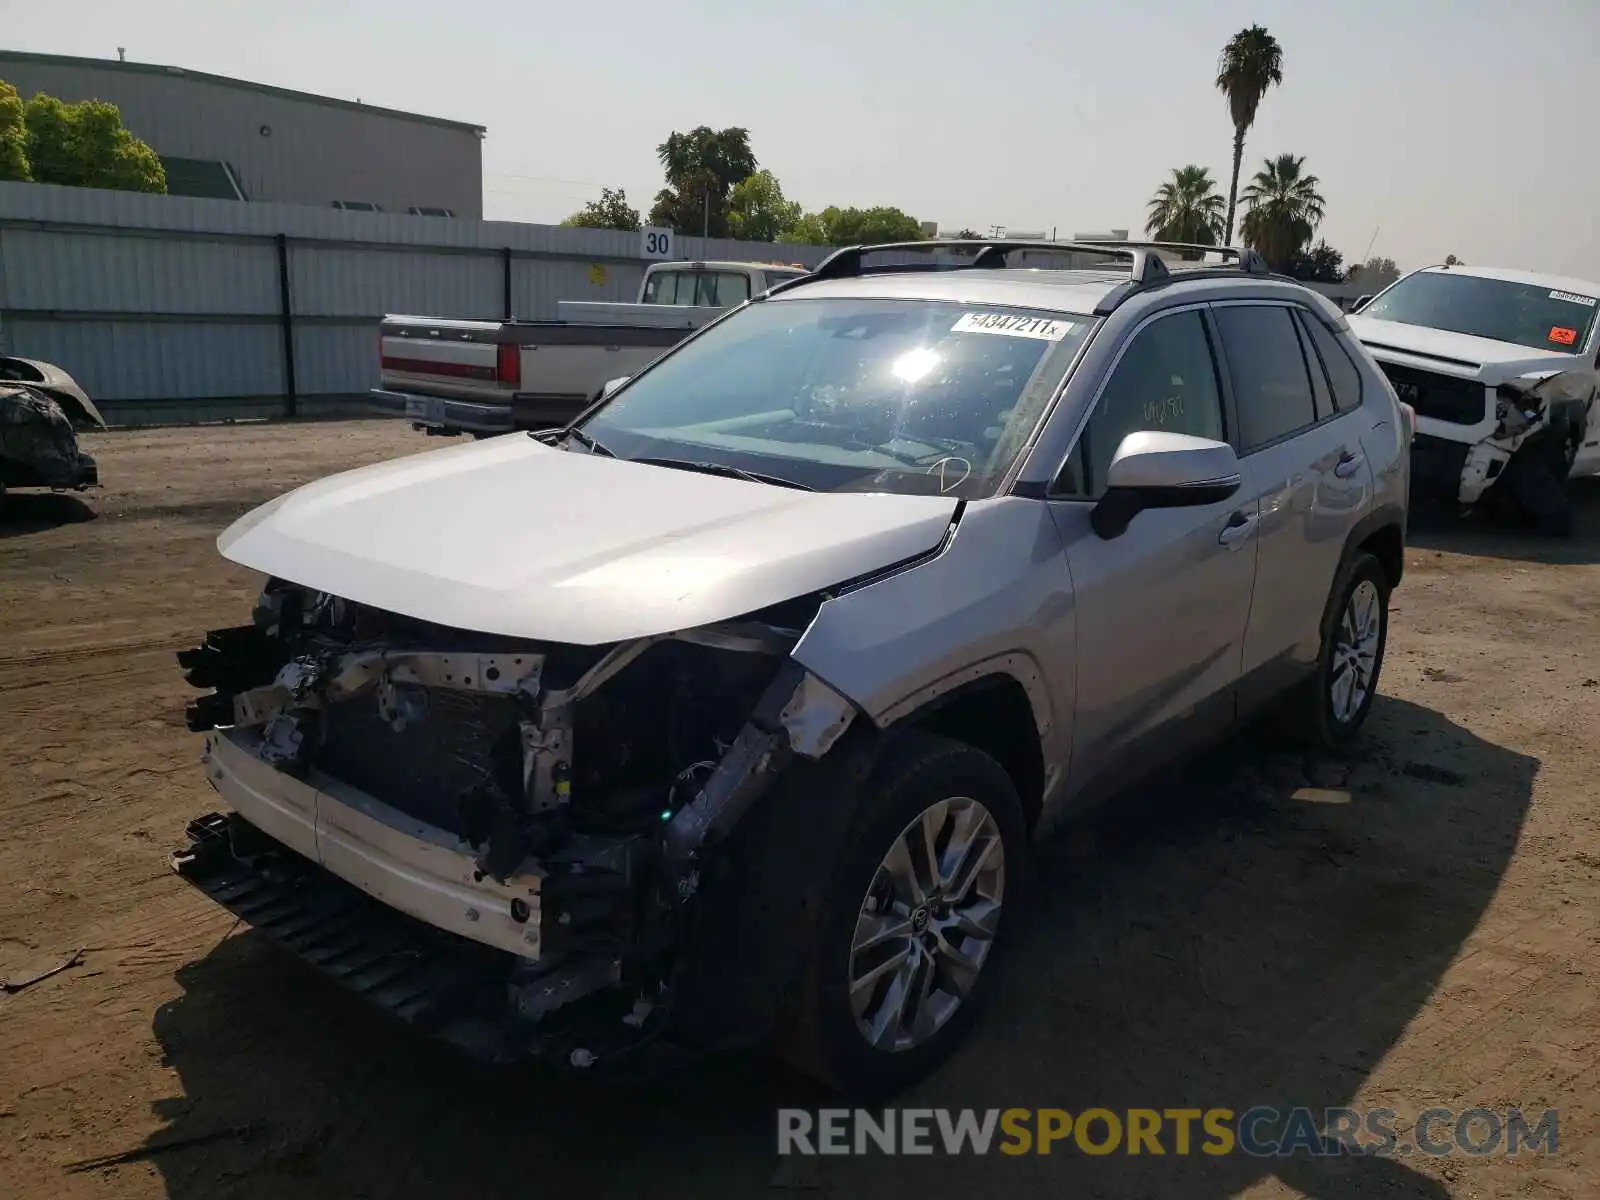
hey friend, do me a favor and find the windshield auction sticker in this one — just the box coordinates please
[952,313,1075,341]
[1549,326,1578,346]
[1548,290,1596,307]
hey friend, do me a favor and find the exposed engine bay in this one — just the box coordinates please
[1465,370,1596,534]
[174,578,859,1070]
[0,385,95,490]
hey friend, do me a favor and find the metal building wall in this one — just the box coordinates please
[0,182,828,425]
[0,53,483,218]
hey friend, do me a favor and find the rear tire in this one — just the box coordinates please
[780,732,1026,1098]
[1285,550,1390,751]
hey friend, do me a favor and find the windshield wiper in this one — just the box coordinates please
[630,457,815,491]
[556,427,614,457]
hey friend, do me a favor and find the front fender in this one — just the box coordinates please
[790,496,1073,760]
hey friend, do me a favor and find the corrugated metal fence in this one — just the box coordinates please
[0,182,829,425]
[0,183,1369,425]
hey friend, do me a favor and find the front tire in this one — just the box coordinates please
[1288,550,1390,750]
[1502,431,1577,537]
[781,732,1026,1098]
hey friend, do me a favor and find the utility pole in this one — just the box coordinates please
[703,190,710,239]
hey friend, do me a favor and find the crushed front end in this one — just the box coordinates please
[1379,360,1595,530]
[0,384,99,496]
[173,580,858,1072]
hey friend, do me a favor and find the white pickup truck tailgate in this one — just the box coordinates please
[379,316,508,402]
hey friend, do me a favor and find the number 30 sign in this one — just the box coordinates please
[641,227,673,260]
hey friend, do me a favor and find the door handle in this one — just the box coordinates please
[1218,510,1258,547]
[1334,449,1365,479]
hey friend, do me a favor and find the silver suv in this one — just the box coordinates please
[175,240,1410,1098]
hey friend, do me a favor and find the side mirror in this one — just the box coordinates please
[1350,294,1374,313]
[1091,431,1242,540]
[600,375,630,399]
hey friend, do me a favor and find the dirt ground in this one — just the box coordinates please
[1,419,1597,1199]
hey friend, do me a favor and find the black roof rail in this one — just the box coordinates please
[799,239,1171,288]
[1074,238,1271,276]
[763,238,1291,316]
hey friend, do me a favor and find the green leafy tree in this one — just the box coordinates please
[1145,165,1225,255]
[561,186,641,231]
[837,206,926,243]
[648,126,757,237]
[783,205,928,246]
[0,81,30,181]
[1216,25,1283,245]
[23,92,165,193]
[1285,239,1345,283]
[1239,153,1324,272]
[727,170,801,243]
[780,210,828,244]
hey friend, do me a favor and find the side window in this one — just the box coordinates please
[1291,312,1335,421]
[642,271,685,305]
[1299,311,1365,413]
[1077,310,1226,497]
[1214,305,1318,450]
[1054,436,1088,496]
[695,272,752,306]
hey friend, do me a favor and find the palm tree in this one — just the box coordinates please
[1239,153,1325,271]
[1216,25,1284,245]
[1145,166,1226,255]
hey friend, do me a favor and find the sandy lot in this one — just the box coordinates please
[1,420,1597,1199]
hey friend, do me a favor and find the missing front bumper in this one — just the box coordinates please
[173,811,524,1062]
[172,812,692,1076]
[198,727,547,959]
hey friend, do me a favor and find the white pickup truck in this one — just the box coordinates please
[370,259,809,436]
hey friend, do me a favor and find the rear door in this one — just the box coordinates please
[1211,302,1373,709]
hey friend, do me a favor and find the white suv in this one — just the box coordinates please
[1349,264,1600,534]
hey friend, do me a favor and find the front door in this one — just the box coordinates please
[1048,306,1260,795]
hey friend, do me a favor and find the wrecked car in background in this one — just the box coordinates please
[173,238,1409,1097]
[1348,265,1600,534]
[0,357,104,508]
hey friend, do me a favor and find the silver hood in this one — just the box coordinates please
[218,434,959,645]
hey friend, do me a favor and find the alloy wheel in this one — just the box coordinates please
[847,796,1005,1053]
[1330,578,1382,723]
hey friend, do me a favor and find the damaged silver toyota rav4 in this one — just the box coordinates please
[174,240,1409,1096]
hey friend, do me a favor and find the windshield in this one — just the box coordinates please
[1363,271,1598,355]
[576,296,1095,498]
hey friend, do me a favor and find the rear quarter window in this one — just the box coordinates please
[1300,313,1365,413]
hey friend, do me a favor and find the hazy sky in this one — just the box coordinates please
[7,0,1599,278]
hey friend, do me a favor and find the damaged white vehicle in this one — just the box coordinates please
[1349,264,1600,534]
[175,239,1409,1096]
[0,357,104,508]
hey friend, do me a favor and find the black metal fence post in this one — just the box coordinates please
[275,233,298,418]
[502,246,513,320]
